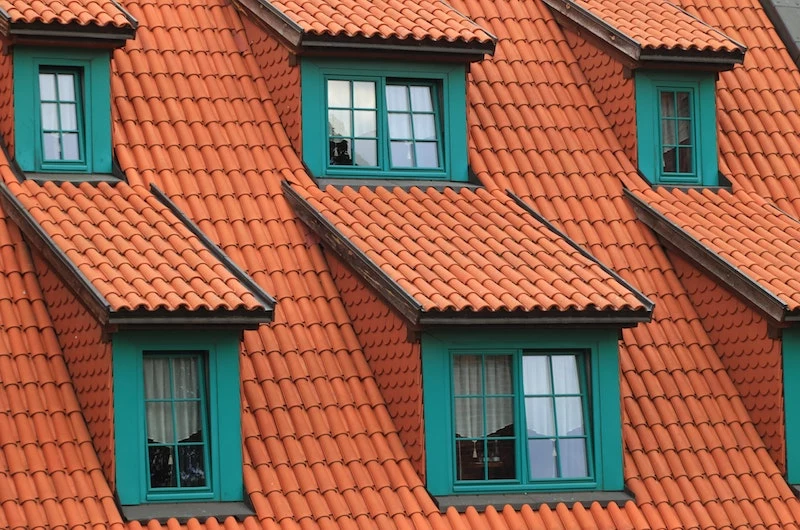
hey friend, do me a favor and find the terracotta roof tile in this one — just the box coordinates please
[0,0,134,28]
[265,0,494,46]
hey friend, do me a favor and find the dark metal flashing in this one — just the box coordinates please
[5,20,137,47]
[120,501,254,525]
[419,308,653,327]
[233,0,303,48]
[150,184,277,312]
[434,489,635,513]
[315,177,482,193]
[25,171,122,186]
[509,191,655,316]
[108,307,269,329]
[624,188,790,324]
[0,180,112,325]
[759,0,800,66]
[544,0,744,69]
[282,180,424,324]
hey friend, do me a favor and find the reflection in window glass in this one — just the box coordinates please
[328,79,378,167]
[386,83,440,168]
[38,69,82,162]
[659,89,694,174]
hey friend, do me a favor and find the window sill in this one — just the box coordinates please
[433,490,634,512]
[120,501,254,524]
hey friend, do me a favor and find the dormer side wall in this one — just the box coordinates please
[0,37,13,158]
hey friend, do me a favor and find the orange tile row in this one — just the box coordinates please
[0,0,133,28]
[295,183,650,315]
[265,0,495,45]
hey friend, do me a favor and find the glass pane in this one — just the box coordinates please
[661,119,676,145]
[148,445,176,488]
[677,91,691,117]
[146,402,174,443]
[551,355,580,394]
[484,356,512,394]
[455,439,483,480]
[487,438,515,480]
[413,114,436,140]
[455,397,484,438]
[678,120,692,145]
[173,358,199,398]
[555,396,584,435]
[528,438,557,479]
[328,80,350,108]
[144,358,170,399]
[39,73,56,100]
[386,85,408,111]
[329,138,353,165]
[353,110,376,137]
[174,401,203,442]
[353,139,377,166]
[390,140,413,167]
[485,397,513,437]
[41,103,58,130]
[57,74,76,102]
[388,113,411,139]
[679,147,693,173]
[558,438,588,477]
[415,143,439,168]
[353,81,375,108]
[523,356,550,394]
[410,86,433,112]
[525,397,554,436]
[328,109,351,137]
[60,103,77,131]
[660,92,675,117]
[453,355,481,395]
[43,133,60,160]
[62,133,80,160]
[662,146,677,173]
[178,445,207,487]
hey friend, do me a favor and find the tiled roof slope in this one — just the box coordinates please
[670,252,785,473]
[631,186,800,313]
[0,0,134,28]
[265,0,494,45]
[3,179,271,317]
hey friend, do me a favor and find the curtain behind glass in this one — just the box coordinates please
[144,358,201,443]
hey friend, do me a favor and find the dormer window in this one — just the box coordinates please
[302,59,468,181]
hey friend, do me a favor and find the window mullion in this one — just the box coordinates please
[547,355,561,479]
[168,357,181,489]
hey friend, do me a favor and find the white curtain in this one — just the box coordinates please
[453,355,513,439]
[144,357,202,444]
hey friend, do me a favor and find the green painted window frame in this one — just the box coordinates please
[422,329,623,495]
[113,331,243,505]
[635,71,717,186]
[14,47,112,174]
[301,58,468,181]
[784,329,800,483]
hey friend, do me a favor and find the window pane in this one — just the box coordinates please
[525,397,554,436]
[353,81,376,108]
[60,103,78,131]
[386,85,408,111]
[57,74,76,102]
[555,396,584,435]
[551,355,579,394]
[173,357,199,398]
[678,120,692,145]
[455,397,484,438]
[523,356,550,394]
[330,138,353,165]
[388,113,411,139]
[43,133,60,160]
[410,86,433,112]
[144,358,170,399]
[485,397,513,436]
[484,355,512,394]
[146,402,174,443]
[175,402,203,442]
[558,438,588,477]
[353,110,376,137]
[456,439,484,480]
[453,355,482,395]
[661,119,676,145]
[390,140,413,166]
[353,139,377,166]
[413,114,436,140]
[679,147,693,173]
[41,103,58,130]
[62,133,80,160]
[39,73,56,100]
[662,146,677,173]
[148,445,177,488]
[328,109,351,137]
[415,143,439,168]
[328,80,350,107]
[660,92,675,117]
[528,438,557,478]
[676,91,691,117]
[178,445,207,487]
[487,438,515,480]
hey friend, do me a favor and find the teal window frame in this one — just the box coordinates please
[635,71,717,186]
[422,329,623,495]
[113,331,243,505]
[784,329,800,483]
[14,47,112,174]
[301,58,468,181]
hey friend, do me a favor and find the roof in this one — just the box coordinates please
[542,0,745,66]
[0,178,274,327]
[286,182,652,324]
[235,0,495,56]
